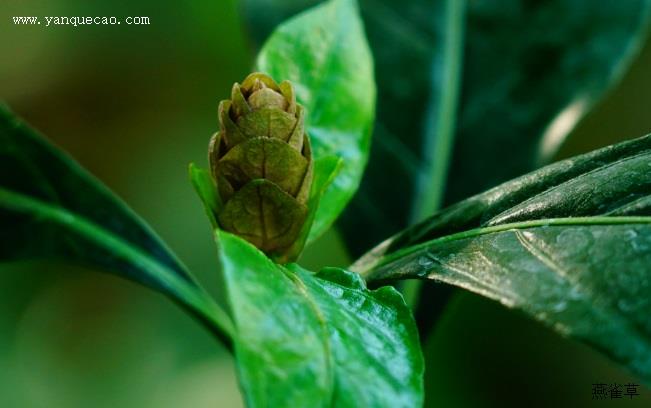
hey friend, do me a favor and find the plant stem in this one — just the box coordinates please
[411,0,466,221]
[403,0,467,307]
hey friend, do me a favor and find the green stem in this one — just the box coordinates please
[411,0,466,222]
[0,187,236,346]
[403,0,467,307]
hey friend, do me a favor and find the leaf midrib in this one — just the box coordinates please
[0,186,235,338]
[359,216,651,278]
[286,271,335,407]
[292,268,418,405]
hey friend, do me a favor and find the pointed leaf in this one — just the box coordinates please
[216,230,423,407]
[353,134,651,382]
[255,0,376,242]
[242,0,651,256]
[0,106,233,344]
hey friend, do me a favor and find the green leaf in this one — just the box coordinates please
[291,266,424,407]
[241,0,651,256]
[413,0,650,315]
[216,230,423,407]
[296,155,342,247]
[242,0,457,256]
[352,134,651,381]
[188,163,220,228]
[255,0,376,243]
[445,0,651,204]
[215,230,330,407]
[0,106,234,345]
[356,133,651,258]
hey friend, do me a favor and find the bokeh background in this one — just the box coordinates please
[2,0,651,407]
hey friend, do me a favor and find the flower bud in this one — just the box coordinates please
[209,73,313,257]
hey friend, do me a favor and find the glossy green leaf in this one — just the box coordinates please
[216,230,423,407]
[242,0,457,256]
[352,134,651,381]
[242,0,651,257]
[215,230,330,407]
[414,0,650,315]
[355,133,651,259]
[255,0,376,243]
[0,106,234,345]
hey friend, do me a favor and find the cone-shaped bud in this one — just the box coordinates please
[209,73,313,257]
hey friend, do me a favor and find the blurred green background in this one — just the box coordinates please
[2,0,651,407]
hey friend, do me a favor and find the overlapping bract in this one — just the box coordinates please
[209,73,313,257]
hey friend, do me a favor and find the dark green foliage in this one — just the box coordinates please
[2,0,651,405]
[215,230,423,407]
[242,0,651,256]
[0,105,234,344]
[353,134,651,381]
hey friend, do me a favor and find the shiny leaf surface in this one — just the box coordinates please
[216,230,424,407]
[353,134,651,381]
[242,0,455,255]
[255,0,376,243]
[355,133,651,259]
[242,0,651,256]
